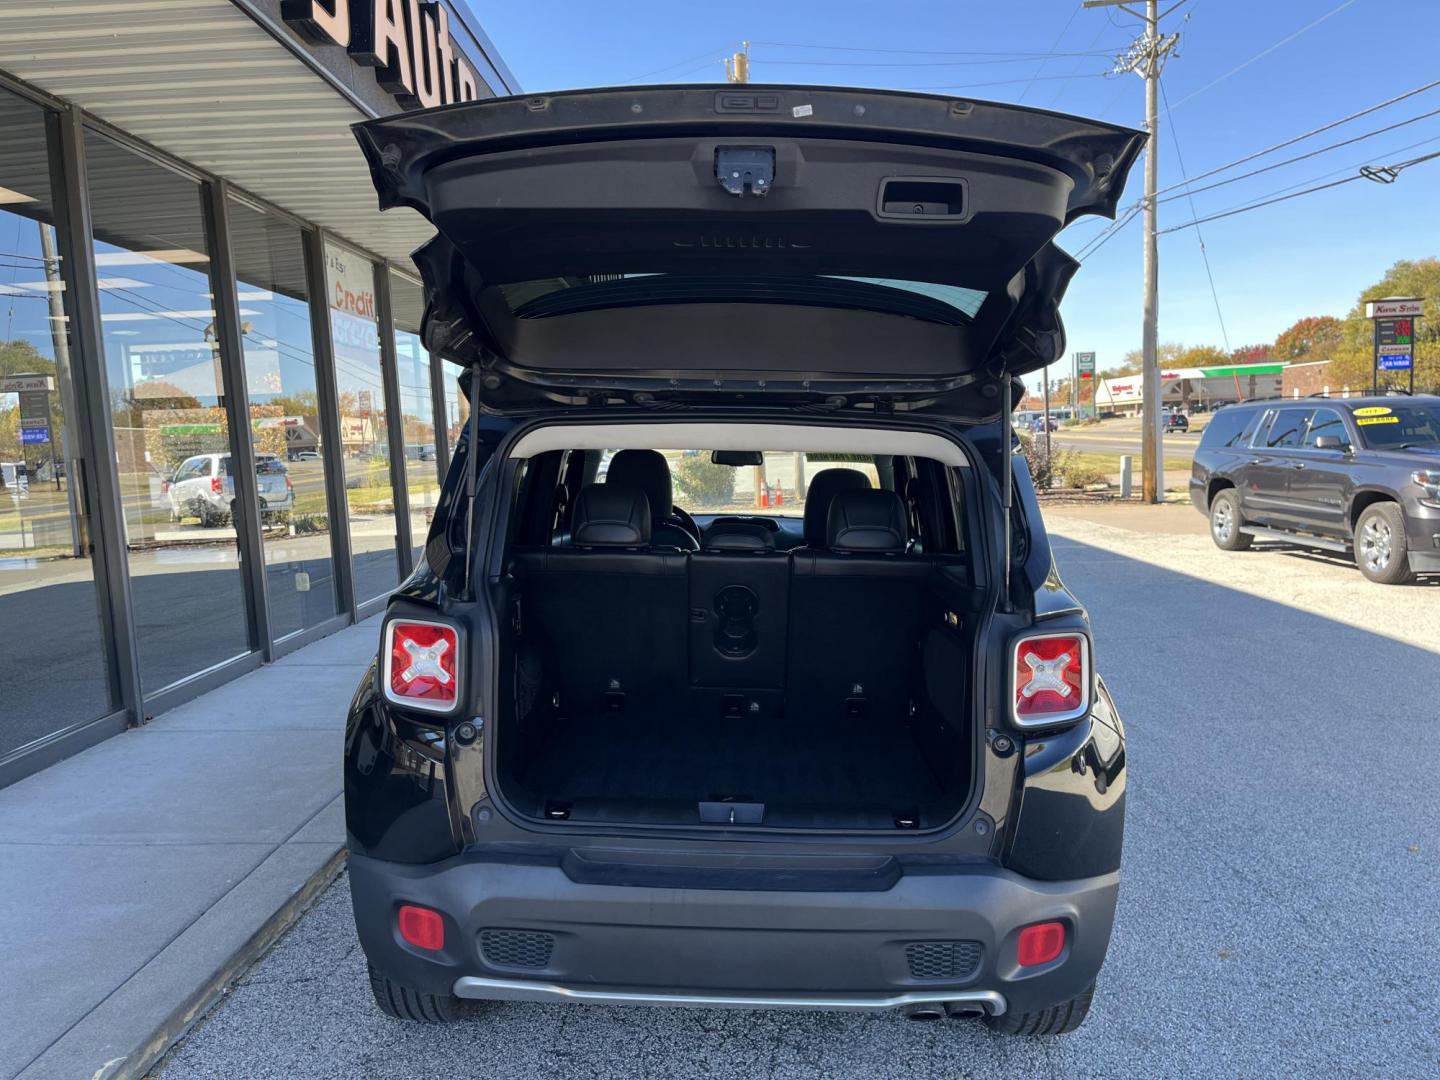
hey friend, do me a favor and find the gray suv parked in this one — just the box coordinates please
[1189,395,1440,583]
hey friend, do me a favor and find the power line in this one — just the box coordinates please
[750,54,1112,68]
[1156,149,1440,236]
[617,45,733,84]
[1073,204,1141,261]
[1155,105,1440,205]
[897,72,1112,92]
[1159,77,1229,351]
[1163,0,1360,112]
[748,40,1118,58]
[1018,4,1081,103]
[1150,77,1440,200]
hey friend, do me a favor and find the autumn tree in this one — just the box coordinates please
[1229,343,1273,364]
[1328,258,1440,392]
[1273,315,1344,361]
[1174,345,1229,368]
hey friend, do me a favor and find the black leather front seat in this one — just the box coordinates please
[798,468,873,549]
[605,449,699,551]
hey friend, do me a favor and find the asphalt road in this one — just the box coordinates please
[156,522,1440,1079]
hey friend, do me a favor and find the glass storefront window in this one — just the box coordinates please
[390,271,439,566]
[323,240,398,602]
[84,130,251,694]
[228,198,338,640]
[442,358,470,457]
[0,90,117,755]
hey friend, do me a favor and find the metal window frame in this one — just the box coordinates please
[374,262,414,578]
[0,67,419,787]
[303,227,358,622]
[50,104,145,725]
[203,178,273,658]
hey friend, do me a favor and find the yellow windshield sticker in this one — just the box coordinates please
[1353,406,1392,417]
[1357,415,1400,426]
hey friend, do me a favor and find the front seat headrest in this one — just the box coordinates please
[606,449,674,521]
[571,485,651,548]
[827,490,908,554]
[802,468,873,545]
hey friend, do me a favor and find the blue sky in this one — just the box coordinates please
[465,0,1440,383]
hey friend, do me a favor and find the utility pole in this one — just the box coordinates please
[1085,0,1180,503]
[725,42,750,83]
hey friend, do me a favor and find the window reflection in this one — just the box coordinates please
[0,90,117,754]
[324,240,398,601]
[86,131,250,693]
[442,358,470,457]
[229,199,338,640]
[390,271,439,566]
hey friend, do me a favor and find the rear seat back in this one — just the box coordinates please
[689,522,789,690]
[515,486,687,715]
[787,490,934,722]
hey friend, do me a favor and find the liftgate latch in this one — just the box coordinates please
[715,147,775,197]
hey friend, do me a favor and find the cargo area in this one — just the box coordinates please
[489,440,984,831]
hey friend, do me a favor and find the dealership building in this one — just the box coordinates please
[0,1,518,785]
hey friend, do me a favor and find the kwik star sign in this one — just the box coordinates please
[282,1,483,108]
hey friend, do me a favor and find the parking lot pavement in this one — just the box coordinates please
[156,523,1440,1080]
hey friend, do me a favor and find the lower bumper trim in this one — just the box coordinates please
[452,976,1007,1015]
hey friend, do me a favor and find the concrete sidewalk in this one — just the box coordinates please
[0,616,381,1080]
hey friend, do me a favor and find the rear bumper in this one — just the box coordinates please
[350,852,1119,1017]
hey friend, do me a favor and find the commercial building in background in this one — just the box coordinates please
[1096,363,1286,416]
[0,1,516,786]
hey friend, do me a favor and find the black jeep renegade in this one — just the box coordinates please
[343,86,1139,1034]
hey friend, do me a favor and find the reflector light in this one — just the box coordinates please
[1012,632,1089,725]
[397,904,445,951]
[1017,921,1065,967]
[383,620,460,713]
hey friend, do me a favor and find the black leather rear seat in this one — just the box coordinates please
[689,520,789,691]
[787,490,934,721]
[516,485,935,723]
[514,485,687,715]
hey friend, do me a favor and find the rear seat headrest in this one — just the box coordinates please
[702,522,776,552]
[571,485,651,548]
[802,468,872,546]
[827,490,908,554]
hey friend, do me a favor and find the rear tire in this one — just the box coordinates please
[983,981,1095,1036]
[1208,489,1251,551]
[1354,502,1414,585]
[367,963,468,1023]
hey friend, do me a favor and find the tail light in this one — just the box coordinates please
[383,619,461,713]
[1012,631,1089,726]
[1016,921,1066,967]
[210,476,222,494]
[162,480,170,494]
[397,904,445,951]
[285,474,293,490]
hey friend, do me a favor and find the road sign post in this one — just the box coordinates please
[1367,298,1422,394]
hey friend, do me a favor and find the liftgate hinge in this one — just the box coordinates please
[716,147,775,197]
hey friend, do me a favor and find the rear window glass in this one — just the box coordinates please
[497,274,987,323]
[1199,407,1257,448]
[600,450,879,518]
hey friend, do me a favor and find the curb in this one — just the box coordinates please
[131,848,348,1080]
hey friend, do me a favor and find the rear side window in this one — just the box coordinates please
[1263,408,1312,449]
[1199,408,1258,449]
[1303,408,1350,448]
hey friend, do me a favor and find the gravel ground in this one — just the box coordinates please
[157,514,1440,1080]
